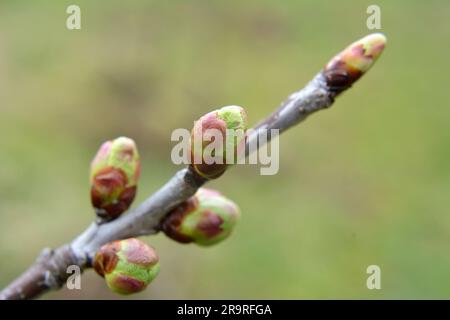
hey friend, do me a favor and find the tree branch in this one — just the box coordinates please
[0,33,386,300]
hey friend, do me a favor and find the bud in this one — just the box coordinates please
[324,33,386,95]
[93,238,160,295]
[190,105,247,179]
[161,188,240,246]
[90,137,141,220]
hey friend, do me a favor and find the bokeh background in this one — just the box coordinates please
[1,0,449,299]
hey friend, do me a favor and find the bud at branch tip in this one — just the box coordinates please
[324,33,386,95]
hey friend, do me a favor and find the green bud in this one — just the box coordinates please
[93,238,160,295]
[324,33,386,95]
[161,188,240,246]
[90,137,141,220]
[190,106,247,179]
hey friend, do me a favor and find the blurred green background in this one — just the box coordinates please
[1,0,450,299]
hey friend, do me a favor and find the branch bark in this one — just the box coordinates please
[0,34,385,300]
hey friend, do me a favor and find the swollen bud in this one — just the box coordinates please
[190,105,247,179]
[324,33,386,95]
[161,188,240,246]
[93,238,160,295]
[90,137,141,221]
